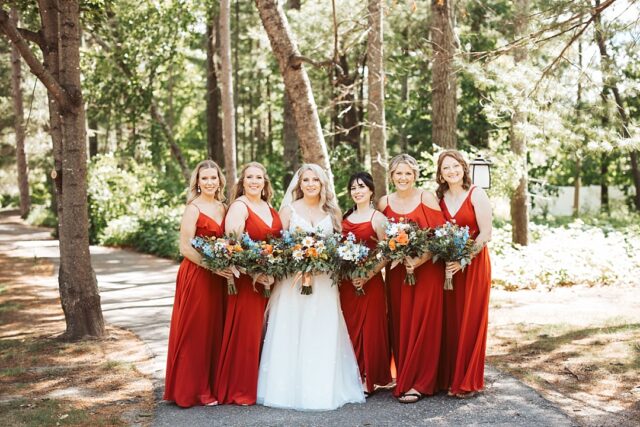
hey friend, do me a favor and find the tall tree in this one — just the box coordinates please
[255,0,331,173]
[594,0,640,210]
[282,0,300,186]
[1,0,105,339]
[220,0,238,187]
[367,0,387,200]
[430,0,458,149]
[9,7,30,218]
[206,6,224,165]
[509,0,530,245]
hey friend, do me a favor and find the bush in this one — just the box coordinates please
[25,204,58,228]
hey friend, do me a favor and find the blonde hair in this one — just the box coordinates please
[388,153,420,187]
[230,162,274,203]
[290,163,342,232]
[436,150,472,200]
[187,160,226,204]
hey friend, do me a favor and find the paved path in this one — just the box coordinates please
[0,211,575,426]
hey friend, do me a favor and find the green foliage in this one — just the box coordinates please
[25,204,57,228]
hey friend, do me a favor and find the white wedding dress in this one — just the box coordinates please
[257,208,365,411]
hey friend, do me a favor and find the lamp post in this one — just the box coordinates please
[470,154,492,189]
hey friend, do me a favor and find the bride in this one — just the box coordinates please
[257,164,366,411]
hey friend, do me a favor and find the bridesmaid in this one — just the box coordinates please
[436,150,492,398]
[378,154,446,403]
[164,160,231,408]
[340,172,392,396]
[215,162,282,405]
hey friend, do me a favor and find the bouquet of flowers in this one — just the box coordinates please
[377,218,431,285]
[287,229,337,295]
[191,235,243,295]
[334,232,380,296]
[427,222,475,290]
[234,233,289,297]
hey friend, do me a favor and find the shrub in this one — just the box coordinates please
[25,204,58,228]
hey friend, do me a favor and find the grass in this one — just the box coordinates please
[0,398,114,427]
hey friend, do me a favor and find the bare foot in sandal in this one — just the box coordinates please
[398,388,423,404]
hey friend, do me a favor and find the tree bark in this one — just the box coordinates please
[9,8,31,218]
[255,0,331,172]
[573,41,583,218]
[219,0,238,188]
[367,0,387,200]
[56,0,105,338]
[430,0,458,149]
[509,0,529,245]
[282,0,300,187]
[206,10,224,166]
[594,0,640,210]
[1,0,106,338]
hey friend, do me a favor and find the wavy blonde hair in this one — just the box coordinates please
[186,160,226,204]
[388,153,420,188]
[230,162,274,204]
[290,163,342,232]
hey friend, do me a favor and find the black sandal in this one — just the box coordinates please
[398,392,423,404]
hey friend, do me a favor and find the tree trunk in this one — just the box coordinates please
[367,0,387,200]
[509,0,529,245]
[282,0,300,187]
[336,54,361,155]
[573,41,583,218]
[1,0,106,338]
[206,11,224,165]
[430,0,458,149]
[220,0,238,187]
[255,0,331,173]
[594,0,640,210]
[9,8,31,218]
[601,154,609,213]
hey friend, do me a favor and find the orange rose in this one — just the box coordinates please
[262,244,273,254]
[306,247,318,257]
[396,231,409,245]
[389,239,397,251]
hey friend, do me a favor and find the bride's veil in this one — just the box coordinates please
[280,169,300,211]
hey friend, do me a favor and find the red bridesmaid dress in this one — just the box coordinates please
[382,194,446,397]
[339,213,392,393]
[164,209,225,407]
[439,186,492,394]
[215,201,282,405]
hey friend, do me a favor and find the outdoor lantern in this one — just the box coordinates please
[470,154,492,189]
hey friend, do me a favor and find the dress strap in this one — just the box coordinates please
[369,209,377,223]
[190,203,201,213]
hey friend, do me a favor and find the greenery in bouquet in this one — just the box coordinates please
[286,229,338,295]
[191,235,243,295]
[427,222,475,290]
[235,233,289,297]
[334,232,380,296]
[377,218,431,285]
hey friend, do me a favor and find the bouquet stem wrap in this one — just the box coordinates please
[444,270,453,291]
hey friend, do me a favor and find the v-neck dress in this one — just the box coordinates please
[339,214,392,392]
[382,195,447,397]
[438,186,492,394]
[164,211,225,407]
[215,201,282,405]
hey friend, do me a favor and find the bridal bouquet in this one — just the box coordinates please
[427,222,475,290]
[377,218,431,285]
[191,235,243,295]
[234,233,288,297]
[287,229,337,295]
[334,232,380,296]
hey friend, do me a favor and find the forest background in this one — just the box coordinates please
[1,0,640,328]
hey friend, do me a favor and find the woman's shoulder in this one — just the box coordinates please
[420,190,441,211]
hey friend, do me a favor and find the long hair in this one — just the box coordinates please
[435,150,472,200]
[388,153,420,188]
[343,171,375,219]
[230,162,274,204]
[291,163,342,232]
[186,160,226,204]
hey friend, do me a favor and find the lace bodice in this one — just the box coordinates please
[289,207,333,236]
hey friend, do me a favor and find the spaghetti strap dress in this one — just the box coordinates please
[215,202,282,405]
[438,186,492,394]
[382,195,446,397]
[339,214,392,392]
[164,211,225,407]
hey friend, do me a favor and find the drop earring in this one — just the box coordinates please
[196,185,201,193]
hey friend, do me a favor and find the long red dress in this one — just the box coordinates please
[383,195,446,397]
[164,211,225,407]
[439,186,492,394]
[339,214,392,392]
[215,202,282,405]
